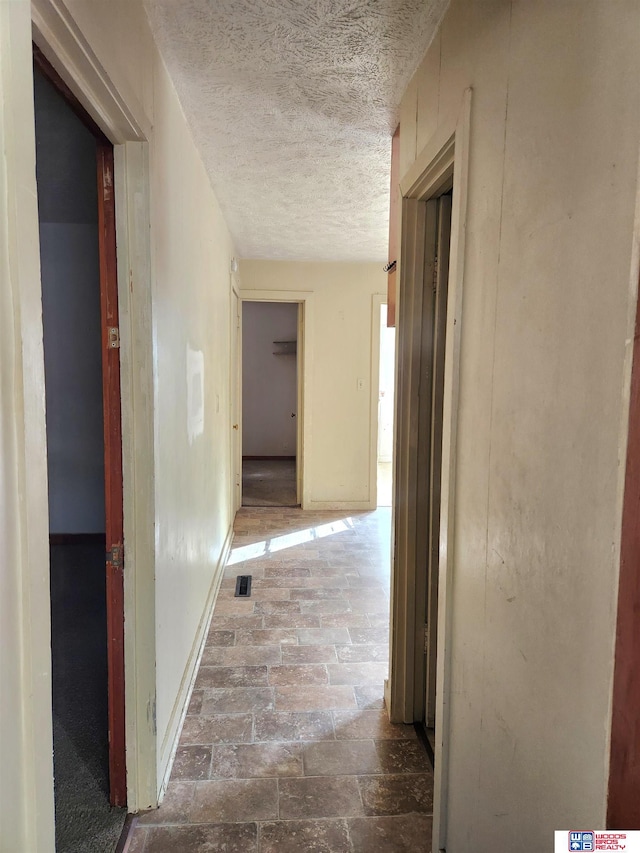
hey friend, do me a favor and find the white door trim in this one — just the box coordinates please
[113,142,157,811]
[31,0,149,143]
[432,87,471,853]
[1,4,56,848]
[239,289,313,510]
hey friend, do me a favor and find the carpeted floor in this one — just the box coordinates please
[242,458,298,507]
[50,542,127,852]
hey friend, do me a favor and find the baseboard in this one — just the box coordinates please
[414,722,435,771]
[242,455,296,461]
[156,523,234,800]
[114,813,137,853]
[49,532,106,544]
[305,500,376,511]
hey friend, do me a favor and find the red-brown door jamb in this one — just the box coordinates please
[97,143,127,808]
[608,272,640,829]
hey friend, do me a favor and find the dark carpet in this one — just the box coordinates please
[242,458,298,506]
[50,542,127,852]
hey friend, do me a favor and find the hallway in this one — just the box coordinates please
[130,508,433,851]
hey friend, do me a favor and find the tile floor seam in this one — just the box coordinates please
[137,826,148,853]
[354,769,366,815]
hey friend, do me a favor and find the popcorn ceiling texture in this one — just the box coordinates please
[144,0,449,261]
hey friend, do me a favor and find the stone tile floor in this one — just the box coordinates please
[129,508,433,852]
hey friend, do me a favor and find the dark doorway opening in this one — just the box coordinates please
[33,48,126,850]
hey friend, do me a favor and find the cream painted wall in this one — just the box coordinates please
[150,52,235,783]
[397,1,640,850]
[240,261,387,508]
[2,1,237,843]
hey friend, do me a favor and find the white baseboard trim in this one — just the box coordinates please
[155,524,234,802]
[305,500,376,511]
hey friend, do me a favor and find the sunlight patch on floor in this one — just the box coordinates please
[227,518,356,566]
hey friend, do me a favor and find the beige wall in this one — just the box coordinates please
[397,1,640,849]
[240,261,387,509]
[2,0,237,844]
[150,52,235,783]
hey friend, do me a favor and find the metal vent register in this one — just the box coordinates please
[234,575,252,597]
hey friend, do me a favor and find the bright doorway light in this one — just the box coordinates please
[377,304,396,507]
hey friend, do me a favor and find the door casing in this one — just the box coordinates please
[386,89,471,853]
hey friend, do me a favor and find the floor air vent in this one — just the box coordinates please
[234,575,252,598]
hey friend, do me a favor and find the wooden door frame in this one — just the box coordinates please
[32,1,158,814]
[608,263,640,829]
[239,290,313,509]
[96,142,126,806]
[386,89,471,853]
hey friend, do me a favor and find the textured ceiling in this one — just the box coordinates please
[144,0,449,261]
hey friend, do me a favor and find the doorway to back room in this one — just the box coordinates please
[242,301,300,507]
[33,51,127,851]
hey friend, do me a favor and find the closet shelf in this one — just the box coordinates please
[272,340,297,355]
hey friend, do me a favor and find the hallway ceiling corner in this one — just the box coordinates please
[144,0,449,262]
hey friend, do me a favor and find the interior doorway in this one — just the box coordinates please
[388,96,470,853]
[388,160,455,742]
[241,301,300,507]
[33,48,127,849]
[377,304,396,508]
